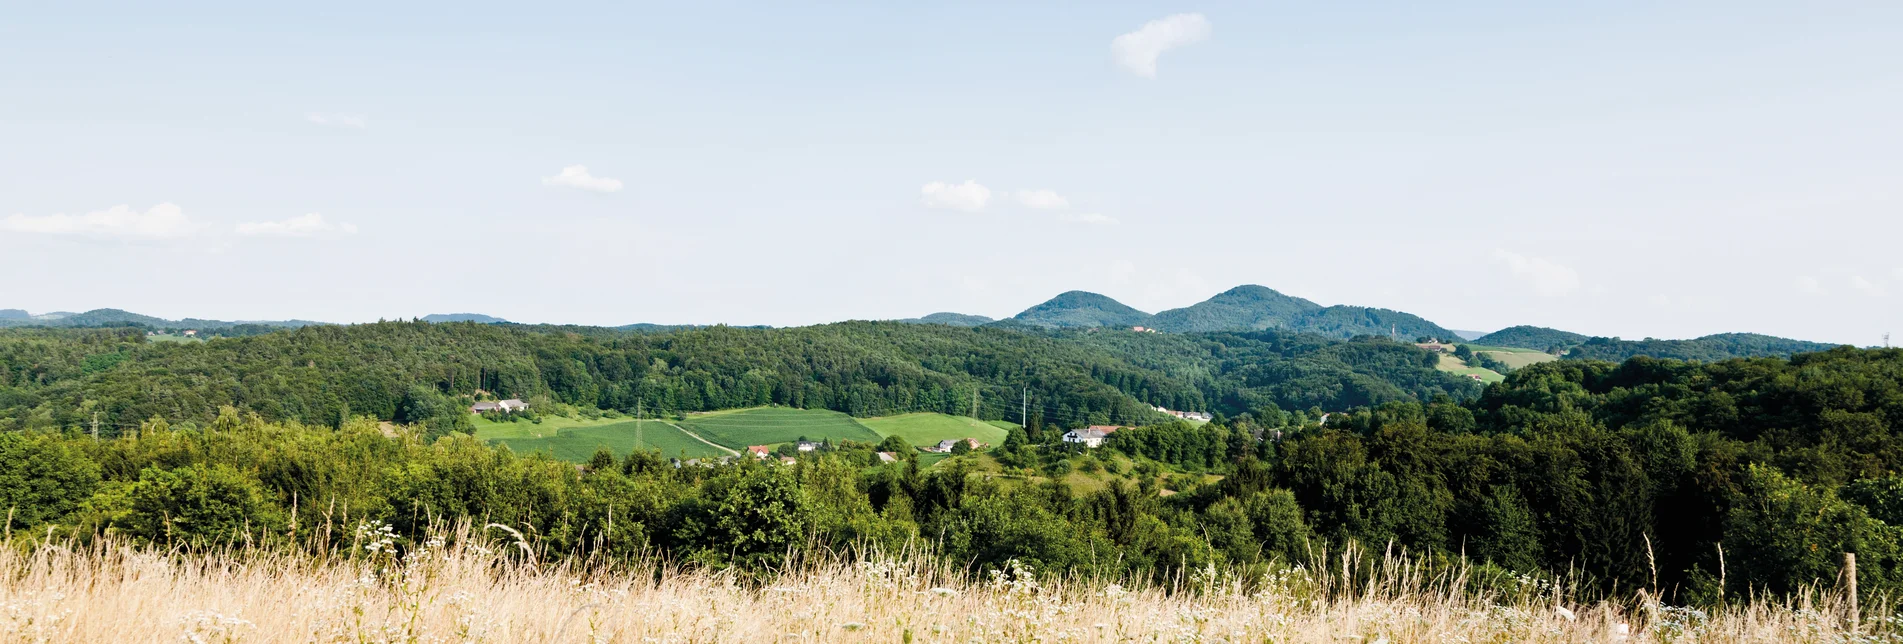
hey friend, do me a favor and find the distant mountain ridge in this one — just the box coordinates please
[1564,333,1843,362]
[1473,326,1589,351]
[1001,285,1462,341]
[0,308,324,330]
[898,312,994,327]
[421,313,508,324]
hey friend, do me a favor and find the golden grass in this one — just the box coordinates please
[0,529,1884,642]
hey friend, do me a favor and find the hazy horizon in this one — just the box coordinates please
[5,2,1899,346]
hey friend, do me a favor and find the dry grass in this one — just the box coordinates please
[0,528,1888,642]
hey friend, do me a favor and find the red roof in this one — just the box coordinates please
[1087,425,1122,433]
[747,445,770,455]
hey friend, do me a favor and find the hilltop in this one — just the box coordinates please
[1145,285,1321,332]
[898,312,994,327]
[421,313,509,324]
[1564,333,1844,362]
[1005,291,1153,329]
[1471,325,1589,351]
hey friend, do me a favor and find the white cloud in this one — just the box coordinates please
[1796,276,1826,295]
[1648,294,1672,307]
[1060,212,1119,225]
[1493,249,1580,297]
[306,112,368,129]
[1112,13,1212,79]
[1850,275,1886,297]
[542,165,624,193]
[1015,189,1070,210]
[920,180,991,211]
[0,203,196,239]
[235,213,359,238]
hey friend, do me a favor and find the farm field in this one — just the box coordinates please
[476,418,730,461]
[860,412,1010,448]
[676,407,882,450]
[1434,355,1504,384]
[1466,344,1561,370]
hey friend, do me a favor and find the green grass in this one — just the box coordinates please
[676,407,882,450]
[1435,355,1505,384]
[475,418,730,462]
[861,412,1009,449]
[1474,349,1559,370]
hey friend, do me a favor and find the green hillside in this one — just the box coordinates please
[676,407,882,449]
[898,312,994,327]
[1471,325,1588,351]
[1146,285,1321,333]
[1006,291,1152,328]
[1294,305,1459,341]
[476,418,729,461]
[861,412,1011,448]
[1564,333,1845,362]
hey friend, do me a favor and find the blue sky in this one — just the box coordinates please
[3,1,1899,344]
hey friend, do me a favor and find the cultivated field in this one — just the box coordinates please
[860,412,1010,448]
[1467,344,1562,370]
[475,417,730,461]
[1433,355,1504,383]
[5,535,1871,642]
[676,407,882,449]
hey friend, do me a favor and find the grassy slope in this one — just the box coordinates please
[474,417,728,461]
[860,412,1010,448]
[1434,354,1504,384]
[676,407,882,450]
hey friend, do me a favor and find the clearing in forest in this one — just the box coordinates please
[860,412,1011,448]
[1434,355,1505,384]
[675,407,882,450]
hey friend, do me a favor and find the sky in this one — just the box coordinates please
[3,1,1900,345]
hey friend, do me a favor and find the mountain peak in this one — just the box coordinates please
[1147,285,1322,333]
[1010,291,1151,328]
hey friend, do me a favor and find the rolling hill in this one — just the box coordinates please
[1145,285,1321,333]
[1563,333,1845,362]
[1471,325,1589,351]
[899,312,994,327]
[421,313,509,324]
[1005,291,1153,329]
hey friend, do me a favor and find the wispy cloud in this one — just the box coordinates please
[1850,275,1886,297]
[306,112,368,129]
[542,165,624,193]
[1059,212,1119,225]
[0,203,197,239]
[1493,249,1580,297]
[235,213,358,238]
[1796,276,1826,295]
[920,180,992,211]
[1112,13,1212,79]
[1015,189,1070,210]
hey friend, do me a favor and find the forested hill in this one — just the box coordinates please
[1005,291,1153,328]
[0,321,1477,435]
[1563,333,1844,362]
[1471,325,1588,351]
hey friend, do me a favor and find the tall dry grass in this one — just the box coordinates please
[0,525,1889,642]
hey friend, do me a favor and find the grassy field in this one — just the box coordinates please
[1466,344,1562,370]
[145,333,203,344]
[676,407,882,450]
[6,534,1864,642]
[1434,354,1505,384]
[860,412,1010,448]
[475,417,730,461]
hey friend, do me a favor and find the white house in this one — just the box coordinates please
[1062,425,1121,448]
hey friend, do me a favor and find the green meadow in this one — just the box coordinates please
[860,412,1011,449]
[474,417,730,462]
[675,407,882,450]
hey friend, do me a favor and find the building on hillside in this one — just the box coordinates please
[779,456,798,466]
[182,329,198,337]
[876,452,898,463]
[1062,426,1121,448]
[1415,342,1447,352]
[932,439,960,453]
[468,398,529,414]
[747,445,771,459]
[796,440,820,452]
[1152,406,1213,422]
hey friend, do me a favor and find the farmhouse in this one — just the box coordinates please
[747,445,771,458]
[932,439,960,453]
[1062,425,1121,448]
[796,440,820,452]
[468,399,529,414]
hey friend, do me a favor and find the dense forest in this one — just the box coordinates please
[0,322,1478,436]
[1563,332,1843,362]
[1,341,1901,608]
